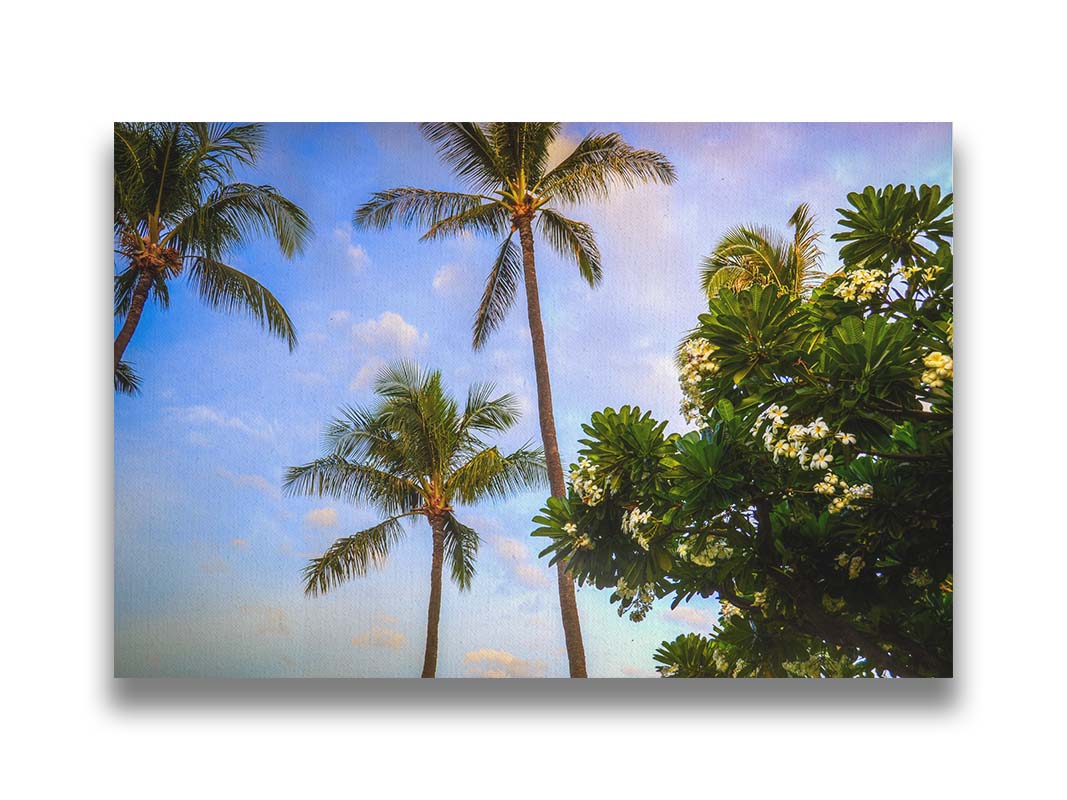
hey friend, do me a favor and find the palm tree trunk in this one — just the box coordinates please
[421,515,446,678]
[114,269,153,368]
[516,215,588,678]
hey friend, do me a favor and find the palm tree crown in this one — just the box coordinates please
[700,203,824,299]
[114,122,312,392]
[354,123,677,346]
[284,362,546,677]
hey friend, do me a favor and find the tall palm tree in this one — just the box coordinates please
[284,362,546,678]
[700,203,824,299]
[354,123,676,677]
[113,122,312,393]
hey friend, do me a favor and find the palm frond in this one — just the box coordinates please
[700,226,786,298]
[303,515,413,596]
[353,188,486,231]
[442,513,480,591]
[788,202,825,293]
[536,208,602,287]
[187,257,297,351]
[485,122,562,186]
[458,382,521,436]
[701,209,825,299]
[472,235,522,349]
[114,360,142,395]
[446,444,547,504]
[536,131,676,203]
[699,262,750,297]
[322,404,405,467]
[418,123,505,192]
[164,182,312,259]
[420,200,510,242]
[283,455,422,517]
[373,363,459,479]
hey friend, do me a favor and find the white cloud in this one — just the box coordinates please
[333,226,370,271]
[432,264,463,294]
[327,310,351,326]
[352,626,407,650]
[662,605,716,630]
[350,355,388,391]
[168,404,276,441]
[352,311,425,354]
[487,533,552,587]
[304,507,338,528]
[464,648,547,678]
[241,605,290,636]
[514,563,551,588]
[492,535,529,562]
[216,469,280,498]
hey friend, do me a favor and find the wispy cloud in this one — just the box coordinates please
[432,264,463,294]
[514,563,551,588]
[168,404,276,441]
[464,648,547,678]
[352,626,407,650]
[304,507,338,528]
[350,355,388,391]
[216,469,280,498]
[490,535,550,587]
[332,226,370,272]
[662,605,716,630]
[242,605,290,636]
[491,535,529,562]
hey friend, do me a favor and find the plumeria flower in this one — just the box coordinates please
[810,449,833,470]
[765,404,789,424]
[809,418,831,439]
[835,431,857,446]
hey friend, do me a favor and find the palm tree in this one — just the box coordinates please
[284,362,546,678]
[113,122,312,392]
[354,123,676,677]
[700,203,824,299]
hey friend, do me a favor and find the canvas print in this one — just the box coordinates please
[114,122,952,678]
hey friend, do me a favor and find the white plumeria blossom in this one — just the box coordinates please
[679,338,722,427]
[677,536,733,567]
[569,457,605,506]
[834,267,889,303]
[810,448,833,470]
[753,407,858,473]
[621,507,655,551]
[616,578,656,622]
[921,351,953,389]
[720,600,743,620]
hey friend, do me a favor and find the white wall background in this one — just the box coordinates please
[1,1,1060,796]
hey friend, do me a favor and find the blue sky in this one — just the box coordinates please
[114,122,951,677]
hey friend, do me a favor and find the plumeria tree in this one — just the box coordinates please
[535,185,953,677]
